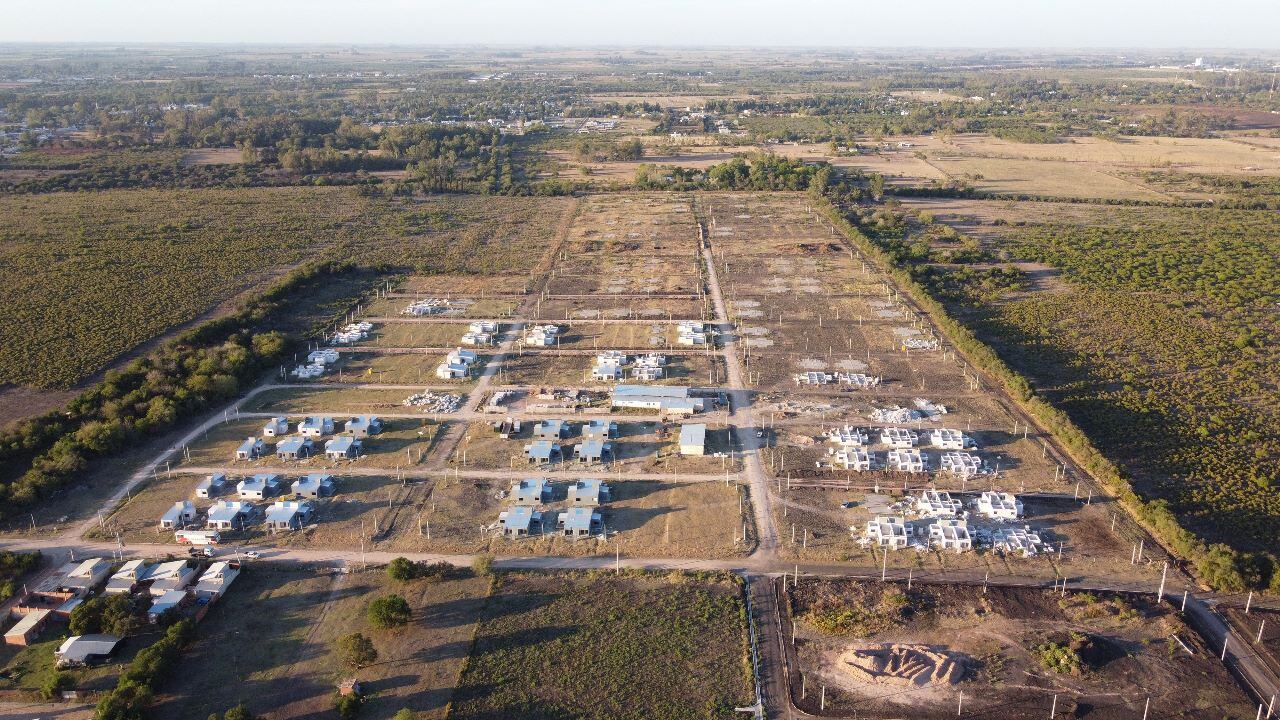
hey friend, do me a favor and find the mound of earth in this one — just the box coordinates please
[838,644,967,687]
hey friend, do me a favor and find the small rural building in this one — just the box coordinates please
[324,436,362,460]
[914,490,963,518]
[568,478,610,506]
[235,437,267,461]
[344,415,383,437]
[678,423,707,456]
[262,416,290,438]
[55,635,121,667]
[630,366,664,381]
[610,385,703,416]
[939,452,982,478]
[887,449,926,473]
[292,474,336,498]
[974,492,1023,521]
[676,321,707,346]
[194,561,240,600]
[826,425,869,447]
[461,331,495,346]
[880,428,919,449]
[159,501,197,530]
[523,324,559,346]
[195,473,227,499]
[863,516,908,549]
[469,320,498,334]
[500,506,543,537]
[926,519,972,552]
[59,558,112,596]
[275,436,315,460]
[573,440,611,465]
[557,507,603,538]
[510,478,551,505]
[105,560,153,595]
[831,448,872,472]
[206,500,256,530]
[533,419,569,441]
[581,420,617,441]
[146,560,197,596]
[238,474,283,500]
[591,363,624,382]
[448,347,478,365]
[992,527,1044,556]
[4,609,51,646]
[930,428,971,450]
[436,361,470,380]
[297,416,335,438]
[148,589,190,623]
[523,441,561,465]
[265,501,315,532]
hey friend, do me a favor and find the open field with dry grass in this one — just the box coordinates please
[449,571,752,720]
[786,578,1252,718]
[151,564,490,720]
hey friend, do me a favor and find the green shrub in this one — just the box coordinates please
[367,595,412,630]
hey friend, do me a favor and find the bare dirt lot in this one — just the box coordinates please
[787,578,1254,719]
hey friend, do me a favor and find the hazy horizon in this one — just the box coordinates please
[5,0,1279,49]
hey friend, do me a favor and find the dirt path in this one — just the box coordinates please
[697,197,779,559]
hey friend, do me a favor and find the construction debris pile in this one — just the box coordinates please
[402,391,462,413]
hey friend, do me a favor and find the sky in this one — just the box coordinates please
[3,0,1279,48]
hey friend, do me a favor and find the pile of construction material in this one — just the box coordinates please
[403,298,453,316]
[330,321,373,345]
[402,391,462,413]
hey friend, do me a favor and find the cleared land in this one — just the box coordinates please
[448,571,752,720]
[787,579,1253,719]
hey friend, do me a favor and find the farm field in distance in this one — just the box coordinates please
[3,42,1280,720]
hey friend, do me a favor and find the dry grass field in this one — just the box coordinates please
[449,571,752,720]
[150,564,491,720]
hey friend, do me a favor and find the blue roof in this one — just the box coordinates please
[276,437,310,453]
[525,441,558,460]
[561,507,599,532]
[613,385,690,398]
[503,506,537,531]
[326,436,359,452]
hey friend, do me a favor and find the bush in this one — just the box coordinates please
[40,671,74,699]
[335,692,363,719]
[386,557,416,582]
[367,595,412,630]
[336,632,378,669]
[1032,640,1083,675]
[472,554,494,577]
